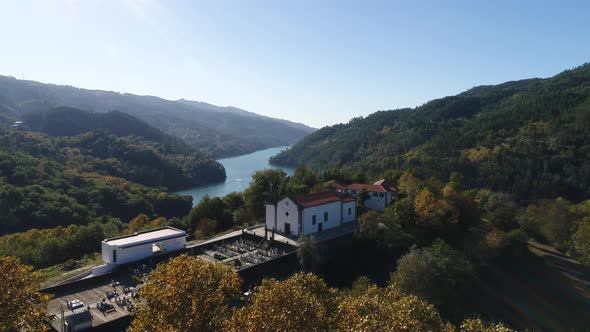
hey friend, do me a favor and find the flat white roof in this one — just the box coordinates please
[104,227,186,249]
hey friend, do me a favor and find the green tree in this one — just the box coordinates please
[572,220,590,267]
[298,235,320,272]
[358,209,412,250]
[357,188,370,208]
[460,318,515,332]
[390,239,475,316]
[243,169,288,219]
[520,199,574,251]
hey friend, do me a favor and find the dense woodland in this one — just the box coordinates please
[4,164,590,328]
[0,108,226,266]
[271,64,590,202]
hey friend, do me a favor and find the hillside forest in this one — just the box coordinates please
[271,63,590,202]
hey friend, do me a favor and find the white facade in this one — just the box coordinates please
[101,227,187,265]
[266,193,356,237]
[345,190,392,212]
[265,197,300,236]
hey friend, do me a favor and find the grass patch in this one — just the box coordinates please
[38,252,103,288]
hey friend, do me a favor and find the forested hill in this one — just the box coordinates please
[271,63,590,201]
[17,107,225,190]
[0,75,315,157]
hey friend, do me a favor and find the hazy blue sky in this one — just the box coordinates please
[1,1,589,128]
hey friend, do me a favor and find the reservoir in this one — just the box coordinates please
[175,146,295,205]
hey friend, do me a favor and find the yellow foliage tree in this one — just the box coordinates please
[414,188,445,225]
[398,172,423,199]
[129,255,241,332]
[126,214,150,234]
[224,273,339,332]
[0,256,51,332]
[335,285,453,332]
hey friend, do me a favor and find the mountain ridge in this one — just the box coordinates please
[0,75,315,157]
[271,63,590,201]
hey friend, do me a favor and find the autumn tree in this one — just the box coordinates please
[0,256,51,332]
[336,285,452,332]
[414,188,445,225]
[225,273,338,332]
[397,172,423,199]
[129,255,241,332]
[126,214,151,234]
[414,188,459,228]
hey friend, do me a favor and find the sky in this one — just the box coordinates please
[0,1,589,128]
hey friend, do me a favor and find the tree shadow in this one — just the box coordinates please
[469,247,590,331]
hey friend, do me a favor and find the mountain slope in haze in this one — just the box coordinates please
[0,75,315,157]
[176,99,314,133]
[271,63,590,201]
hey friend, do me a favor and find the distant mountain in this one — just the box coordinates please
[176,99,315,133]
[271,63,590,201]
[0,75,316,157]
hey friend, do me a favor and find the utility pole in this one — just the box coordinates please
[60,305,65,332]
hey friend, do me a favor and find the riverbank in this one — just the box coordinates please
[175,146,294,205]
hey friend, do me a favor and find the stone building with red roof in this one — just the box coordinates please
[265,191,357,237]
[338,179,397,212]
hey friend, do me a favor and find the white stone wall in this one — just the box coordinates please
[343,201,356,223]
[91,263,117,276]
[346,189,392,212]
[275,197,300,236]
[101,242,115,264]
[114,243,153,265]
[101,237,186,265]
[301,201,342,235]
[364,192,388,212]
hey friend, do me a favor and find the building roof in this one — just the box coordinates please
[373,179,398,192]
[103,227,186,249]
[290,191,355,208]
[346,183,389,193]
[323,180,347,190]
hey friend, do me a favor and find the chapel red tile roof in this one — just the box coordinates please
[292,191,355,208]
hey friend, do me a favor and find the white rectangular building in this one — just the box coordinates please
[101,227,187,265]
[266,191,356,237]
